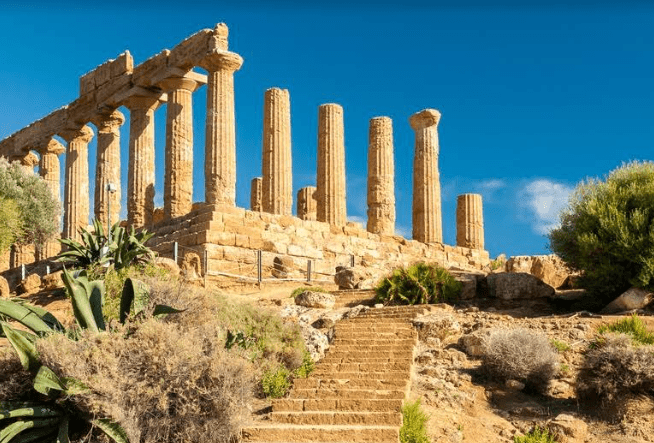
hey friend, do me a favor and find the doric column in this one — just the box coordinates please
[60,125,94,241]
[157,76,202,220]
[37,139,65,260]
[410,109,442,243]
[91,110,124,228]
[10,152,39,174]
[124,95,164,228]
[457,193,484,250]
[316,103,346,226]
[297,186,317,221]
[199,34,244,206]
[250,177,262,211]
[367,116,395,235]
[262,88,292,215]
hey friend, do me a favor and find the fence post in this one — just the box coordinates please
[257,250,262,289]
[46,265,50,275]
[350,254,355,267]
[173,242,178,264]
[307,259,312,283]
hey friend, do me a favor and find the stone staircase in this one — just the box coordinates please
[242,305,429,443]
[332,289,378,309]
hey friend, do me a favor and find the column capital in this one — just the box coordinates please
[37,139,66,156]
[91,109,125,134]
[409,109,441,130]
[156,70,206,93]
[199,50,243,73]
[9,151,39,168]
[123,94,166,111]
[59,125,94,144]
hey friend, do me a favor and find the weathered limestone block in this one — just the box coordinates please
[42,271,63,290]
[316,103,346,226]
[531,255,569,288]
[158,76,203,220]
[91,110,124,228]
[250,177,263,211]
[297,186,317,221]
[262,88,293,215]
[60,125,94,240]
[367,116,395,235]
[410,109,442,244]
[601,287,654,314]
[154,257,180,276]
[334,266,372,289]
[487,272,555,300]
[17,273,41,295]
[0,275,9,298]
[295,291,336,309]
[546,414,588,443]
[272,256,294,278]
[199,40,243,206]
[506,255,534,273]
[181,252,202,280]
[456,193,484,250]
[124,94,164,228]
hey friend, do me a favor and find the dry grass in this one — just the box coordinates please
[479,328,559,393]
[0,348,33,402]
[577,333,654,406]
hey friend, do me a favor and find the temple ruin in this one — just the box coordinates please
[0,23,490,284]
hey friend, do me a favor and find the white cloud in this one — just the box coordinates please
[521,179,572,235]
[347,215,366,226]
[395,225,411,239]
[478,179,506,192]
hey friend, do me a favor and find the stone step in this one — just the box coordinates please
[309,371,409,381]
[330,339,416,347]
[242,424,399,442]
[330,345,414,353]
[272,398,403,413]
[333,333,415,340]
[321,357,412,364]
[293,378,408,390]
[314,362,411,372]
[334,325,414,331]
[290,388,405,400]
[271,411,402,426]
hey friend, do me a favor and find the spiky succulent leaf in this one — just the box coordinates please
[0,300,55,335]
[119,278,149,324]
[92,419,129,443]
[0,418,60,443]
[1,323,38,371]
[33,365,66,396]
[0,405,61,420]
[62,268,99,332]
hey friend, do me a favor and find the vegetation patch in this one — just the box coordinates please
[596,314,654,346]
[550,339,570,353]
[513,427,558,443]
[399,399,430,443]
[375,262,462,305]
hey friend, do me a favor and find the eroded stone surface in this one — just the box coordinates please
[262,88,292,215]
[60,125,94,240]
[297,186,317,221]
[456,193,484,250]
[316,104,346,226]
[250,177,263,212]
[367,116,395,235]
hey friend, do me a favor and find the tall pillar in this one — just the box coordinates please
[91,110,124,228]
[410,109,442,243]
[316,103,346,226]
[366,116,395,235]
[124,95,164,228]
[37,139,65,259]
[297,186,317,221]
[199,32,244,206]
[262,88,292,215]
[60,125,94,241]
[250,177,262,211]
[157,77,201,220]
[457,193,484,250]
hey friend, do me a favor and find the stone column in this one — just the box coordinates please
[37,139,65,260]
[9,152,39,174]
[251,177,262,211]
[316,103,346,226]
[158,77,201,220]
[410,109,442,244]
[367,116,395,235]
[91,110,124,228]
[262,88,292,215]
[124,95,163,228]
[457,193,484,250]
[199,41,244,206]
[60,125,94,241]
[297,186,317,221]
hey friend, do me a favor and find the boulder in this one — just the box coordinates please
[601,287,654,314]
[334,266,372,289]
[272,256,294,279]
[154,257,180,276]
[459,328,493,357]
[546,414,588,443]
[0,276,9,298]
[487,272,555,300]
[181,252,202,280]
[531,255,569,289]
[41,271,63,290]
[452,273,480,299]
[299,325,329,361]
[412,313,461,342]
[17,273,41,295]
[295,291,336,309]
[506,256,534,273]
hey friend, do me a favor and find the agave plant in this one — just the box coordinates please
[0,268,181,443]
[111,225,155,271]
[374,262,462,306]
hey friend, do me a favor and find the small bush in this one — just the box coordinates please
[262,365,292,398]
[596,314,654,346]
[290,286,329,298]
[549,160,654,303]
[293,351,315,378]
[480,328,558,393]
[550,339,570,353]
[490,254,507,271]
[375,262,462,305]
[513,427,558,443]
[577,333,654,404]
[399,399,430,443]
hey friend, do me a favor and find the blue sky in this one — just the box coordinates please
[1,1,652,258]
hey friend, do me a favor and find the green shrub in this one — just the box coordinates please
[293,351,315,378]
[549,160,654,303]
[375,262,462,305]
[399,399,430,443]
[262,365,291,398]
[596,314,654,346]
[0,197,22,255]
[514,427,558,443]
[550,339,570,353]
[480,328,558,394]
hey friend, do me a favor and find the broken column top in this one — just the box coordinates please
[409,109,441,130]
